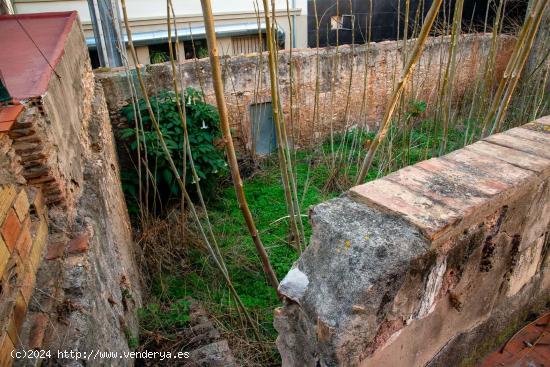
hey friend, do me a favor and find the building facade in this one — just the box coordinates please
[13,0,308,66]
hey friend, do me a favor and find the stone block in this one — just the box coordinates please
[1,209,21,253]
[276,195,430,366]
[485,132,550,160]
[465,141,550,179]
[350,179,460,241]
[444,147,534,186]
[416,157,508,195]
[384,165,489,216]
[12,189,29,223]
[509,126,550,144]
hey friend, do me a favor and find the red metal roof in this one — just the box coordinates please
[0,11,77,100]
[480,312,550,366]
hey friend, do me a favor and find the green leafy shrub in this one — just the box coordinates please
[120,88,227,208]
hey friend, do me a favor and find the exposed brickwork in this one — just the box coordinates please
[1,13,141,367]
[0,105,24,134]
[276,116,550,367]
[1,210,21,252]
[8,108,68,207]
[0,185,48,367]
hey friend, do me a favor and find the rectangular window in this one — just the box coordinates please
[148,43,177,64]
[183,39,209,59]
[331,14,354,31]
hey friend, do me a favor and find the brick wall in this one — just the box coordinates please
[275,116,550,367]
[0,185,47,367]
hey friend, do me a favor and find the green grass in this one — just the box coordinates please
[136,118,475,365]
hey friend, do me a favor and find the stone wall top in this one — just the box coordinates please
[350,117,550,244]
[275,116,550,367]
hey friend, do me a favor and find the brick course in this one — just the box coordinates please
[0,185,48,366]
[1,210,21,253]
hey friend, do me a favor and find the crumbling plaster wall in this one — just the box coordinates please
[1,15,141,367]
[15,83,142,367]
[274,116,550,367]
[96,33,514,153]
[13,17,94,215]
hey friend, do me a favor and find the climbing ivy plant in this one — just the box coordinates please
[120,88,227,209]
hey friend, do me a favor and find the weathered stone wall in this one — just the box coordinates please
[10,18,93,216]
[96,33,514,153]
[0,14,142,367]
[14,82,142,367]
[274,116,550,366]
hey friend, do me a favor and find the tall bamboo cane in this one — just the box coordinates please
[355,0,444,184]
[439,0,464,155]
[483,0,549,135]
[261,0,305,249]
[198,0,280,292]
[166,0,228,276]
[119,0,262,339]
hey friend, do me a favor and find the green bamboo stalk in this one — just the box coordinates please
[491,0,549,133]
[439,0,464,155]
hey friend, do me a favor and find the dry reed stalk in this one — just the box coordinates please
[356,0,444,184]
[199,0,280,291]
[121,0,262,341]
[439,0,464,154]
[166,0,228,276]
[261,0,305,250]
[482,0,549,136]
[312,0,321,147]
